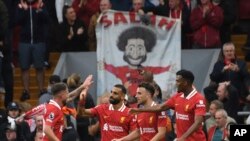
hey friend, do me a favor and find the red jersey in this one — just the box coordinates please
[90,103,137,141]
[137,102,168,141]
[165,89,206,141]
[43,100,64,141]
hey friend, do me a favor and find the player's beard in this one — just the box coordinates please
[109,97,120,105]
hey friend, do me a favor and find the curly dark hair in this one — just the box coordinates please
[117,26,157,52]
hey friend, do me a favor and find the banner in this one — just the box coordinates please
[96,10,181,100]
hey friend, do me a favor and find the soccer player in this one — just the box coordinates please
[78,84,138,141]
[130,69,207,141]
[114,82,168,141]
[16,75,94,141]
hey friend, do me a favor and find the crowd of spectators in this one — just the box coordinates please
[1,0,250,140]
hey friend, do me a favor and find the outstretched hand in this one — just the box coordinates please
[82,74,94,88]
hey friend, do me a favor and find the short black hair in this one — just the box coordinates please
[117,26,156,52]
[138,82,155,96]
[114,84,127,95]
[49,75,61,84]
[51,83,67,96]
[176,69,194,84]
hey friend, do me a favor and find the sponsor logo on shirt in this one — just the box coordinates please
[140,127,156,134]
[196,100,205,107]
[102,123,124,132]
[176,112,189,120]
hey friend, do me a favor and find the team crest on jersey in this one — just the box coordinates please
[149,116,153,124]
[120,117,125,123]
[49,112,55,120]
[185,105,189,112]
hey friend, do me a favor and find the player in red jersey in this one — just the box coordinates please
[42,83,67,141]
[130,69,207,141]
[78,84,138,141]
[114,82,169,141]
[16,75,94,141]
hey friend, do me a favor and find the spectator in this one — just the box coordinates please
[0,102,31,141]
[30,115,43,141]
[72,0,100,28]
[214,0,237,44]
[0,0,14,108]
[190,0,223,48]
[65,74,96,141]
[110,0,132,11]
[16,0,49,101]
[168,0,190,49]
[130,69,207,141]
[207,109,236,141]
[4,125,17,141]
[205,100,236,131]
[59,5,88,52]
[131,0,144,12]
[208,42,250,109]
[78,84,138,140]
[38,74,61,104]
[216,82,241,123]
[88,0,112,51]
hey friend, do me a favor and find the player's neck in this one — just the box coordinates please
[143,99,154,108]
[183,86,194,97]
[112,102,124,110]
[53,98,63,107]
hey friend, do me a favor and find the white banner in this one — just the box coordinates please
[96,10,181,100]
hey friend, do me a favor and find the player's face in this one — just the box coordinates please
[125,38,147,66]
[136,87,150,105]
[60,89,68,106]
[175,75,186,92]
[109,87,124,105]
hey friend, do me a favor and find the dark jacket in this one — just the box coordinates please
[0,0,8,41]
[210,59,250,99]
[16,5,49,44]
[59,19,88,52]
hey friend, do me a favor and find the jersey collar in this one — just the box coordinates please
[109,103,126,112]
[180,88,197,100]
[49,99,61,110]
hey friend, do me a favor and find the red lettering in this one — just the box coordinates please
[100,15,112,28]
[149,15,156,26]
[114,12,128,25]
[129,12,140,24]
[158,18,175,30]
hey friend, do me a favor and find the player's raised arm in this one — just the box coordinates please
[77,84,93,116]
[67,74,94,103]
